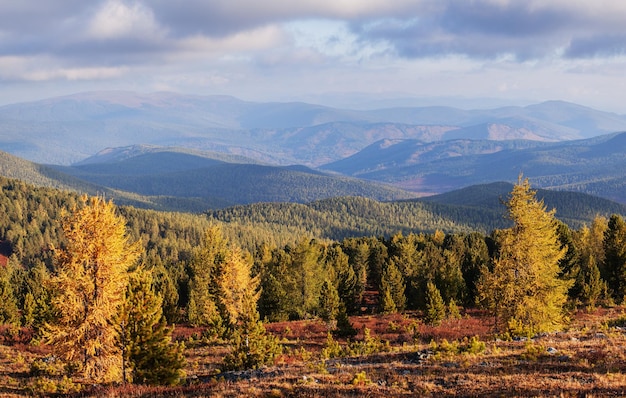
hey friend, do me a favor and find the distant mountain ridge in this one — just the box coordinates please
[322,132,626,203]
[2,91,626,166]
[0,147,416,212]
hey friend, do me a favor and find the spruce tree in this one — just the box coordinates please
[578,254,606,309]
[0,258,20,325]
[118,269,185,385]
[379,260,405,312]
[318,279,340,325]
[44,196,140,383]
[603,214,626,301]
[424,281,446,326]
[477,177,571,335]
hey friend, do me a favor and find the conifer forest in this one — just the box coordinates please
[1,175,626,396]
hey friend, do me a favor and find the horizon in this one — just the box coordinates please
[0,89,620,115]
[1,1,626,113]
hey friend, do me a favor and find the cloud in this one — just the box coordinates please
[147,0,419,37]
[87,0,163,40]
[565,35,626,58]
[2,0,625,66]
[1,0,626,113]
[349,0,626,60]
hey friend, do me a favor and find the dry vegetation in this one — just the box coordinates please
[1,308,626,397]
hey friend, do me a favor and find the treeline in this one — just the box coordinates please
[1,175,625,329]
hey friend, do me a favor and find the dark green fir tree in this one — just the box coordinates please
[118,269,186,385]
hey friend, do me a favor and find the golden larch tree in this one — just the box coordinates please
[478,176,571,335]
[44,196,140,383]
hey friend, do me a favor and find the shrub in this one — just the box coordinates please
[321,332,344,359]
[345,328,390,356]
[351,371,372,386]
[429,336,486,359]
[521,341,546,361]
[462,336,486,355]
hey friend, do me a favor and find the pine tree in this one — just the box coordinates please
[379,260,405,312]
[462,232,490,307]
[575,219,609,308]
[378,281,397,314]
[578,254,606,309]
[334,303,357,337]
[117,269,185,385]
[0,257,20,325]
[43,196,140,383]
[603,214,626,301]
[318,279,340,324]
[25,262,53,332]
[424,281,446,326]
[477,177,571,335]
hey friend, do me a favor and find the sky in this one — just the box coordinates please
[1,0,626,112]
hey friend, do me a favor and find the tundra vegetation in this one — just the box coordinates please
[0,175,625,396]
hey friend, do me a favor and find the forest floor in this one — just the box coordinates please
[1,308,626,397]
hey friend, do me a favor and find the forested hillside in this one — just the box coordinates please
[53,159,416,208]
[1,174,624,326]
[0,149,418,212]
[2,174,626,394]
[209,184,626,240]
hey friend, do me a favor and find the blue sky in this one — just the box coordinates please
[1,0,626,112]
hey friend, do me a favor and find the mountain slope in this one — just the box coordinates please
[208,183,626,239]
[420,182,626,228]
[322,132,626,202]
[54,152,415,206]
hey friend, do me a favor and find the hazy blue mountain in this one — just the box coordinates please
[322,132,626,203]
[2,91,626,166]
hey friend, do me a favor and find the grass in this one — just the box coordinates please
[1,308,626,396]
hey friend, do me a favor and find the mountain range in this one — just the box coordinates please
[1,91,626,213]
[322,132,626,201]
[2,91,626,167]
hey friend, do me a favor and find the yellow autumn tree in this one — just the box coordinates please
[478,176,571,335]
[188,225,260,329]
[44,196,140,383]
[218,245,260,326]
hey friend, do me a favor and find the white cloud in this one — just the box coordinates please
[87,0,163,40]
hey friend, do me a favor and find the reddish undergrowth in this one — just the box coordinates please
[1,308,626,397]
